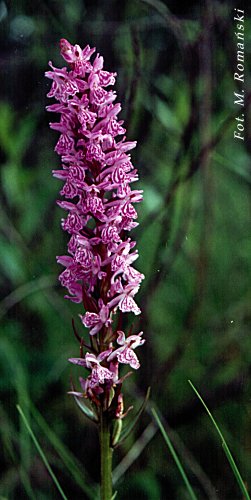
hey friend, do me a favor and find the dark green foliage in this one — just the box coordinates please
[0,0,251,498]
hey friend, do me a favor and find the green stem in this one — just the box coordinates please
[100,410,113,500]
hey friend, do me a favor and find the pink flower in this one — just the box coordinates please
[47,39,145,410]
[46,39,144,325]
[69,350,114,388]
[80,300,112,335]
[108,331,145,369]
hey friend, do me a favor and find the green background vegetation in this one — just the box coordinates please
[0,0,251,498]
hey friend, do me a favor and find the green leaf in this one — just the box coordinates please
[29,401,96,499]
[111,418,122,447]
[73,394,98,423]
[114,387,151,448]
[188,380,250,500]
[151,407,198,500]
[16,405,68,500]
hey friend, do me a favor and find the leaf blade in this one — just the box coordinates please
[16,405,68,500]
[188,380,250,500]
[114,387,151,448]
[151,407,198,500]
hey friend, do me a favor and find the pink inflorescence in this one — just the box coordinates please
[46,39,145,415]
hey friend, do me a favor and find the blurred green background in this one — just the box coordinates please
[0,0,251,498]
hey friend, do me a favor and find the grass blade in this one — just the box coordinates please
[151,407,198,500]
[188,380,250,500]
[28,400,96,498]
[16,405,68,500]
